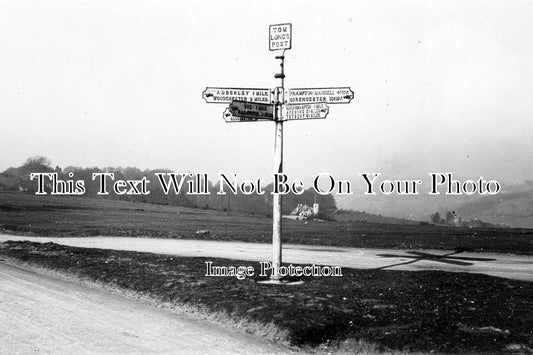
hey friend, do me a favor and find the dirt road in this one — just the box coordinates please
[0,262,293,354]
[1,234,531,281]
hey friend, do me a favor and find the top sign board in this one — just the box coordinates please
[203,87,272,104]
[286,87,354,104]
[269,23,292,51]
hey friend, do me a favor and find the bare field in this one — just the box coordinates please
[1,191,532,254]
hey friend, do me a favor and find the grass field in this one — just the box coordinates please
[1,191,532,254]
[1,241,531,354]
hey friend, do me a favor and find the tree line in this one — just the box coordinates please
[1,156,336,217]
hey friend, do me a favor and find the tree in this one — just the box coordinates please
[430,212,441,224]
[24,156,51,167]
[18,156,53,176]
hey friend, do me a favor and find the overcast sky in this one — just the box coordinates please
[1,0,532,185]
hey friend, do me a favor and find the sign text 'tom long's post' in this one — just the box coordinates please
[202,24,354,282]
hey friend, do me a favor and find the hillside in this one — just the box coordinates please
[336,180,533,228]
[0,157,336,217]
[1,190,532,254]
[455,190,533,228]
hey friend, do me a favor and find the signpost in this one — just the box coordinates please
[202,87,273,104]
[223,105,273,123]
[203,24,354,283]
[269,23,292,51]
[284,103,329,121]
[286,87,354,104]
[228,100,274,120]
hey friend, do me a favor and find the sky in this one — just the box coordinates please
[1,0,532,186]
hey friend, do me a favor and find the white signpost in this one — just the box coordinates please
[284,103,329,121]
[269,23,292,51]
[203,24,354,283]
[286,87,354,104]
[202,87,273,104]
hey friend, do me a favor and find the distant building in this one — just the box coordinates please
[290,203,319,220]
[313,202,319,215]
[451,215,462,227]
[429,210,505,229]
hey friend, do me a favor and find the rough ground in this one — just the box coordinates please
[1,241,531,354]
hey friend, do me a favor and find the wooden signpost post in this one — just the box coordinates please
[202,24,354,282]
